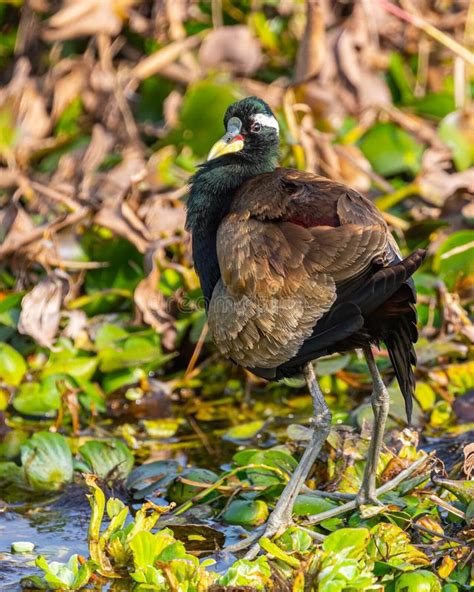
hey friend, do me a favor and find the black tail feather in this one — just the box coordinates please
[384,313,417,423]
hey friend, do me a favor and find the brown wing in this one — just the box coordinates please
[209,169,390,368]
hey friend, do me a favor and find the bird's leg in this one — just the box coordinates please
[242,362,331,559]
[356,346,390,506]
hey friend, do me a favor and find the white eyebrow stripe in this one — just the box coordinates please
[253,113,279,133]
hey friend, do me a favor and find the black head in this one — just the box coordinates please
[207,96,280,163]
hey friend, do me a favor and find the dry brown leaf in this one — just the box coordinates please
[44,0,136,41]
[62,310,88,340]
[131,34,203,81]
[96,146,145,202]
[295,0,325,83]
[0,203,36,257]
[80,124,115,199]
[199,26,263,76]
[94,202,150,253]
[134,251,174,337]
[138,195,186,240]
[419,168,474,206]
[18,273,69,348]
[463,443,474,479]
[51,64,88,122]
[0,59,51,164]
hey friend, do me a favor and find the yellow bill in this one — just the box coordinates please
[207,135,244,161]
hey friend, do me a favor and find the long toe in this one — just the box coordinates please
[244,516,294,560]
[355,490,384,507]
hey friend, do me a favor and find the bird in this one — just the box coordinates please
[186,96,425,552]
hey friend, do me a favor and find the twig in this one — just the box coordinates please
[304,454,428,525]
[300,486,354,501]
[412,523,465,544]
[0,208,91,260]
[429,494,466,520]
[184,322,209,378]
[378,0,474,66]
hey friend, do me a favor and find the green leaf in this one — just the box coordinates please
[223,499,269,526]
[223,420,265,442]
[293,494,337,517]
[98,336,167,372]
[0,342,26,385]
[369,523,429,570]
[395,569,441,591]
[167,467,219,504]
[35,554,94,590]
[178,78,241,156]
[79,439,134,480]
[218,556,271,590]
[323,528,370,559]
[41,355,98,381]
[432,230,474,291]
[101,367,146,395]
[276,526,313,553]
[130,531,163,570]
[439,111,474,171]
[13,376,63,416]
[94,323,129,349]
[21,432,73,492]
[359,122,425,176]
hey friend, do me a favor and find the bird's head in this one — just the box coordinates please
[207,96,280,163]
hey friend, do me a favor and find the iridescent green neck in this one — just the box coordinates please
[186,152,277,303]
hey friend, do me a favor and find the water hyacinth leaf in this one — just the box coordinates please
[0,342,26,385]
[317,551,377,592]
[130,530,163,570]
[94,323,129,349]
[178,79,241,156]
[101,367,146,395]
[438,111,474,171]
[314,353,351,375]
[218,556,272,590]
[21,432,73,491]
[41,354,98,381]
[394,570,442,591]
[167,467,219,505]
[79,439,134,480]
[12,376,63,416]
[142,418,180,439]
[359,122,425,176]
[98,336,168,372]
[432,231,474,291]
[0,429,29,460]
[293,494,337,517]
[35,554,94,590]
[223,420,265,442]
[127,460,180,499]
[276,526,313,553]
[369,523,429,570]
[322,528,370,559]
[222,499,269,526]
[233,449,297,488]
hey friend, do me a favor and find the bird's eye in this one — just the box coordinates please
[251,121,262,133]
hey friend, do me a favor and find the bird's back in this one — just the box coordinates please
[208,168,425,420]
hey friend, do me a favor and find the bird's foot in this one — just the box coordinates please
[243,513,294,560]
[225,507,294,558]
[355,488,384,507]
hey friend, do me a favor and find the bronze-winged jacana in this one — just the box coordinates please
[186,96,425,548]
